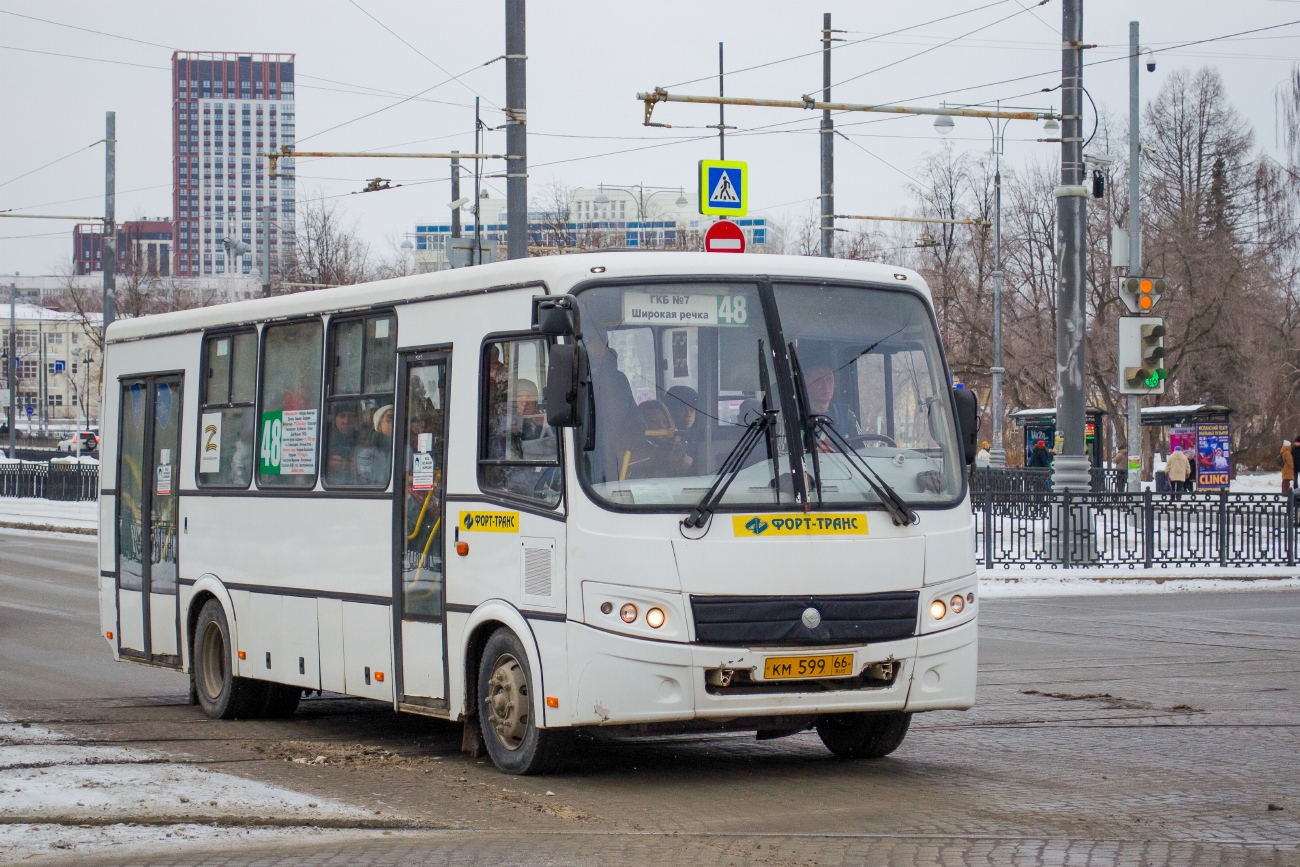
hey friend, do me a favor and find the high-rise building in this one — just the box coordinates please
[74,221,173,277]
[171,52,295,279]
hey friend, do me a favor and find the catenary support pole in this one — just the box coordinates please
[989,110,1006,469]
[1051,0,1091,490]
[451,152,462,239]
[261,198,271,297]
[102,111,116,328]
[474,99,483,265]
[1127,20,1143,492]
[820,13,834,258]
[718,42,725,160]
[505,0,527,260]
[7,282,14,459]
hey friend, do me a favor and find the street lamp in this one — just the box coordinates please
[932,103,1017,468]
[592,184,691,248]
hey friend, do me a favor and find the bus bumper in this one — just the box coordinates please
[564,617,976,727]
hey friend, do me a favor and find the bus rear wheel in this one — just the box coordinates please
[193,599,269,720]
[477,628,567,775]
[815,711,912,759]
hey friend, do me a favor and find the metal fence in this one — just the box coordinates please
[974,487,1297,569]
[970,466,1127,495]
[0,463,100,502]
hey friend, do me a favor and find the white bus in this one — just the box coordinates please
[99,252,980,774]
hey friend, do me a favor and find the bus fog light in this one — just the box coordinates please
[930,599,947,620]
[646,607,666,629]
[950,595,965,614]
[620,603,638,623]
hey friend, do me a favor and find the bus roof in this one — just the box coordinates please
[105,252,930,344]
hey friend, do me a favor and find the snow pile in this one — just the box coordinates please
[0,498,97,531]
[980,569,1300,598]
[0,720,374,862]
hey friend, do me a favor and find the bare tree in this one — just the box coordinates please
[279,194,373,291]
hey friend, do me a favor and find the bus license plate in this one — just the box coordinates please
[763,653,855,681]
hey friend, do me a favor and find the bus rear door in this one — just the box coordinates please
[115,375,183,666]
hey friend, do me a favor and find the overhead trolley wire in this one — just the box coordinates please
[662,0,1018,89]
[347,0,501,109]
[0,140,103,189]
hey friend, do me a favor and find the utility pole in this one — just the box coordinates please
[450,151,462,239]
[7,281,14,459]
[1126,20,1143,492]
[820,12,834,258]
[1051,0,1091,491]
[261,199,272,297]
[504,0,527,260]
[474,98,483,266]
[990,110,1007,468]
[102,111,116,329]
[718,42,725,160]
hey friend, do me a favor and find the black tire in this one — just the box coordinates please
[815,711,912,759]
[262,683,302,718]
[192,599,270,720]
[477,628,567,775]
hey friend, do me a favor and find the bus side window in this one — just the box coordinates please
[197,330,257,488]
[257,319,323,488]
[323,312,396,488]
[479,337,562,507]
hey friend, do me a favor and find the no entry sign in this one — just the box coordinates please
[704,219,746,253]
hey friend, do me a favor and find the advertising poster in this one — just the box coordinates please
[1195,422,1232,489]
[1170,425,1196,455]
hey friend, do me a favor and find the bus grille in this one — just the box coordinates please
[689,591,919,646]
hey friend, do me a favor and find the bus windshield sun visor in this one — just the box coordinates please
[788,343,917,527]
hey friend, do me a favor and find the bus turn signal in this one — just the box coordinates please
[456,541,469,556]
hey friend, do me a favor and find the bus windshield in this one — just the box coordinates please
[573,280,962,512]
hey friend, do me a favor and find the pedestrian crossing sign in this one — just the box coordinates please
[698,160,748,216]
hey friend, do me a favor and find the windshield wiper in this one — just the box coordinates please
[681,409,777,530]
[682,340,780,531]
[787,343,918,527]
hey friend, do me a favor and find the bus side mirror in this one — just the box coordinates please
[535,297,577,337]
[952,387,980,465]
[544,343,582,428]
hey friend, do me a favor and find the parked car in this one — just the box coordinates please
[57,431,99,454]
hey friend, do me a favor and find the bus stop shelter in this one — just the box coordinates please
[1009,407,1108,468]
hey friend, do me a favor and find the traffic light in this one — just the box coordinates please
[1118,316,1167,394]
[1119,276,1167,314]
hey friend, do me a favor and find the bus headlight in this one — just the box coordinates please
[950,594,965,614]
[930,599,947,621]
[620,603,638,623]
[646,607,666,629]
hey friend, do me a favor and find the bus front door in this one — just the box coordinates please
[116,375,183,666]
[392,351,450,711]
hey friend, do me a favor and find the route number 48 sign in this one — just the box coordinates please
[259,409,318,475]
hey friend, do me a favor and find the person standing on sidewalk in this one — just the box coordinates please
[1166,445,1191,494]
[1282,439,1295,494]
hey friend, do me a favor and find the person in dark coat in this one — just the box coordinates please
[1028,439,1052,468]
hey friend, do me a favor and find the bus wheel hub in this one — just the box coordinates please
[486,654,528,750]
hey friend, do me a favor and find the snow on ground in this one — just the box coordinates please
[0,719,378,862]
[980,569,1300,598]
[1233,471,1283,493]
[0,498,96,531]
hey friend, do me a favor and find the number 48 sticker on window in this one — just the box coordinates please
[259,409,318,475]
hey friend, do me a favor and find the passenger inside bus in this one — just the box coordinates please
[665,385,702,467]
[583,331,643,481]
[326,406,362,483]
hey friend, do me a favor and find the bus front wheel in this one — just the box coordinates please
[815,711,912,759]
[476,628,567,775]
[193,599,270,720]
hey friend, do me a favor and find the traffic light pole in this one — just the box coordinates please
[1126,20,1143,493]
[1051,0,1092,492]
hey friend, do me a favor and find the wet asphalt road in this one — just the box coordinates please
[1,530,1298,866]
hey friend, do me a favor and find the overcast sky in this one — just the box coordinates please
[2,0,1298,275]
